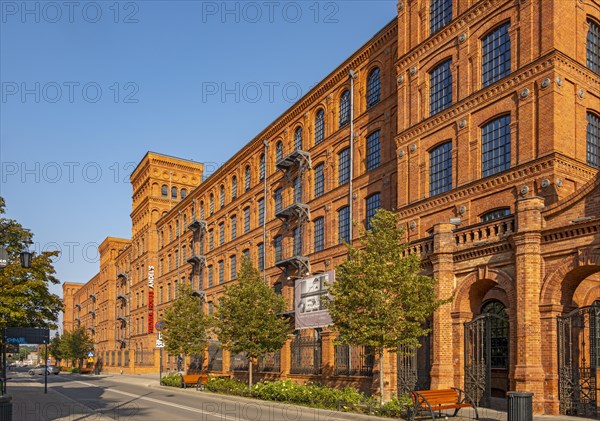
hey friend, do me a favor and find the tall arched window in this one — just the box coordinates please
[220,185,225,208]
[314,109,325,144]
[161,185,168,197]
[259,154,266,181]
[587,19,600,74]
[482,22,511,87]
[244,166,251,192]
[180,188,187,199]
[339,90,351,128]
[231,176,237,200]
[276,141,283,162]
[366,67,381,108]
[209,193,214,215]
[294,127,303,151]
[481,300,508,369]
[482,115,511,177]
[200,201,205,219]
[430,0,452,35]
[429,141,452,196]
[430,59,452,115]
[587,112,600,168]
[171,187,178,199]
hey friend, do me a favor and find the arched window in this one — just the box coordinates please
[366,67,381,108]
[276,141,284,162]
[587,19,600,74]
[482,22,511,87]
[481,300,508,369]
[365,193,380,230]
[180,188,187,199]
[587,112,600,168]
[259,154,266,181]
[220,185,225,208]
[430,59,452,115]
[339,90,351,128]
[244,166,251,192]
[200,201,205,219]
[482,115,511,177]
[338,148,350,186]
[209,193,214,215]
[294,127,303,151]
[430,0,452,35]
[171,187,177,199]
[314,109,325,144]
[481,208,510,222]
[161,185,168,197]
[366,130,381,171]
[231,176,237,200]
[429,141,452,196]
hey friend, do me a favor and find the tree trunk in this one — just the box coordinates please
[248,359,253,388]
[379,349,385,404]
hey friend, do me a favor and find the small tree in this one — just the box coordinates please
[325,209,451,403]
[215,257,289,387]
[48,333,64,364]
[162,283,212,370]
[60,328,93,368]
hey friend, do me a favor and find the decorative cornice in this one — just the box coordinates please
[454,241,512,263]
[396,52,559,146]
[543,172,600,218]
[541,220,600,244]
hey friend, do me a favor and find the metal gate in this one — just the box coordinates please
[558,302,600,418]
[464,313,508,408]
[397,324,431,395]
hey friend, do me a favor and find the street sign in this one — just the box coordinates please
[87,351,94,357]
[155,339,164,348]
[87,357,94,363]
[155,321,164,331]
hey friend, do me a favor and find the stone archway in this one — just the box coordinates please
[451,267,516,398]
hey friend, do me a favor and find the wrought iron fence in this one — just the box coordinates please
[208,343,223,371]
[259,351,281,373]
[135,349,155,366]
[290,332,322,375]
[334,343,374,377]
[230,351,249,371]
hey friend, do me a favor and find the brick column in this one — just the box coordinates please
[222,348,230,374]
[513,196,545,413]
[451,311,472,390]
[429,222,455,389]
[320,330,335,379]
[279,334,294,379]
[539,303,563,415]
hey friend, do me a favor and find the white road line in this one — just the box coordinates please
[75,380,247,421]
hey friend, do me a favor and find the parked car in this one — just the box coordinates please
[28,365,60,375]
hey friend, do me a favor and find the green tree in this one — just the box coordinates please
[325,209,451,403]
[215,257,289,387]
[0,197,63,329]
[48,333,64,363]
[59,328,93,368]
[163,283,212,367]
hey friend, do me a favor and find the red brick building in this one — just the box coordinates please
[63,0,600,416]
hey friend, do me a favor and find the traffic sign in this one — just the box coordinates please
[155,321,164,331]
[87,351,94,357]
[155,339,164,348]
[87,357,94,363]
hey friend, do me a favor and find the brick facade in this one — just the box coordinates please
[63,0,600,415]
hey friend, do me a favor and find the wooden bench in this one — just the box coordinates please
[410,388,479,420]
[180,373,208,390]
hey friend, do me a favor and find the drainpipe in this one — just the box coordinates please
[263,139,269,283]
[348,69,358,245]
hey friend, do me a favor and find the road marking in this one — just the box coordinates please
[75,381,247,421]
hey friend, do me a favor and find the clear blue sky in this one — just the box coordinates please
[0,1,396,299]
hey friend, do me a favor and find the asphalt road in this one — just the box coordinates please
[8,369,371,421]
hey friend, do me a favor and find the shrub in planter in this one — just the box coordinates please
[204,377,248,395]
[69,367,81,373]
[160,373,183,387]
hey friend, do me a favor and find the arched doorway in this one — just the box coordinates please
[464,300,509,408]
[557,300,600,418]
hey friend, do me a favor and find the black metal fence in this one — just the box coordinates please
[290,332,322,375]
[135,349,154,366]
[259,351,281,373]
[208,343,223,371]
[230,351,249,371]
[334,343,374,377]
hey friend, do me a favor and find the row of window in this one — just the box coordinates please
[161,185,188,200]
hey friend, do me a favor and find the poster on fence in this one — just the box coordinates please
[294,271,334,329]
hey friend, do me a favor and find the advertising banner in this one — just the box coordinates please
[294,271,334,329]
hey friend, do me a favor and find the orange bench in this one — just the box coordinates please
[180,373,208,390]
[410,388,479,420]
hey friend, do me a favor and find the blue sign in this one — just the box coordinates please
[155,321,164,331]
[87,351,94,357]
[4,327,50,344]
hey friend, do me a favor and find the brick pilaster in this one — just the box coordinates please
[320,330,335,378]
[429,222,455,389]
[279,334,294,379]
[513,196,546,413]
